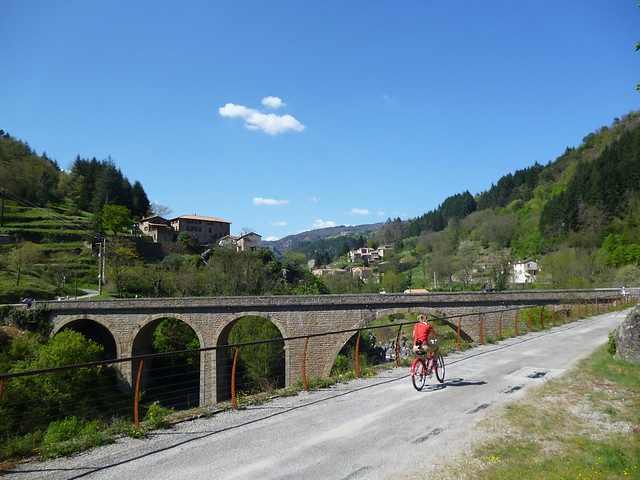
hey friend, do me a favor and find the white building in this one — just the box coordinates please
[509,260,539,284]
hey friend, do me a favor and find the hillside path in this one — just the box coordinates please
[5,310,629,480]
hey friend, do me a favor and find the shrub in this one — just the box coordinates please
[607,331,616,355]
[42,417,112,458]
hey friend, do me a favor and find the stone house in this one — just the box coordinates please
[169,215,231,245]
[138,216,175,243]
[218,232,262,252]
[139,214,231,245]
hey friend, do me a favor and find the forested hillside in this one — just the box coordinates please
[289,112,640,291]
[0,130,150,221]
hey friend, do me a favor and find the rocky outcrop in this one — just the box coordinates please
[614,305,640,363]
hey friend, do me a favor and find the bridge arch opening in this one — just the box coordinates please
[216,315,285,401]
[131,317,201,409]
[328,311,463,376]
[330,313,415,376]
[56,319,118,360]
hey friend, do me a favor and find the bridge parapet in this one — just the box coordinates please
[13,288,629,406]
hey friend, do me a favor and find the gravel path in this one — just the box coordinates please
[3,310,628,480]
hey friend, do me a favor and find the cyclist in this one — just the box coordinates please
[412,314,445,362]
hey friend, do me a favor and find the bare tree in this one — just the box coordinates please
[148,202,172,218]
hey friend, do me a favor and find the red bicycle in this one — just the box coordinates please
[410,340,445,390]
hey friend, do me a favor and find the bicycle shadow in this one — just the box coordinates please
[420,377,487,393]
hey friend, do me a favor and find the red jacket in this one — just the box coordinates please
[413,321,433,346]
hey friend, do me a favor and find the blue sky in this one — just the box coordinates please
[2,1,639,241]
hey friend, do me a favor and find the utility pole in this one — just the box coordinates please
[98,240,103,296]
[102,238,106,287]
[98,238,106,296]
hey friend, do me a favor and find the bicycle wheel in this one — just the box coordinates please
[434,354,445,383]
[411,358,427,391]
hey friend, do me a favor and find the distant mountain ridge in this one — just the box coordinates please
[264,222,385,255]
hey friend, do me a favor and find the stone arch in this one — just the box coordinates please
[52,316,119,360]
[320,307,472,377]
[214,313,286,401]
[131,314,202,408]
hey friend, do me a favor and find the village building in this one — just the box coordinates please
[348,245,392,263]
[508,259,539,284]
[138,215,175,243]
[312,266,378,284]
[218,232,262,252]
[311,268,349,278]
[138,214,231,245]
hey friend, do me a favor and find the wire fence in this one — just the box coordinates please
[0,294,636,459]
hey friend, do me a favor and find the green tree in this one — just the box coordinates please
[177,231,199,252]
[2,330,104,436]
[105,239,139,297]
[153,318,200,365]
[101,204,132,236]
[130,181,150,219]
[457,240,477,289]
[8,242,43,286]
[228,316,284,391]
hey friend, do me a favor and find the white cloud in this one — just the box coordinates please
[219,98,305,135]
[270,220,287,226]
[265,236,279,241]
[382,94,398,105]
[262,96,286,109]
[312,219,336,229]
[346,208,370,215]
[377,211,386,216]
[253,197,290,206]
[308,196,318,203]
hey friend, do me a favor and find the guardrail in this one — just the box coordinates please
[0,294,636,442]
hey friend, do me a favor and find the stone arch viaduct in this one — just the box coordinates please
[37,289,620,406]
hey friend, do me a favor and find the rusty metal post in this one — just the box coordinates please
[457,317,462,350]
[479,314,484,345]
[231,347,239,409]
[395,326,402,367]
[134,359,144,429]
[355,330,362,378]
[302,337,309,391]
[515,310,519,336]
[540,306,545,330]
[498,311,503,339]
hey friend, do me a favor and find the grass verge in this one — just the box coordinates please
[422,344,640,479]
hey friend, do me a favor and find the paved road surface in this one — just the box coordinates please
[6,309,629,480]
